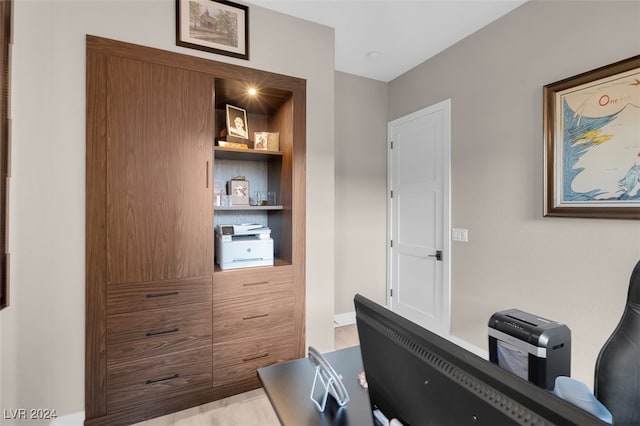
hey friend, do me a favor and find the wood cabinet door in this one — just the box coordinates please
[106,56,213,284]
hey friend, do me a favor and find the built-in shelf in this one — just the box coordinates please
[214,205,283,211]
[214,146,283,161]
[213,258,290,273]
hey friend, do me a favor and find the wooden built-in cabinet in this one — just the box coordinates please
[86,35,306,426]
[212,266,299,392]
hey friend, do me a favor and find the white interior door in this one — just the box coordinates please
[388,99,451,335]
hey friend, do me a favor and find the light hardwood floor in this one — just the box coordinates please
[134,325,359,426]
[334,324,359,349]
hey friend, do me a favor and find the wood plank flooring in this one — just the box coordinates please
[134,324,359,426]
[334,324,359,349]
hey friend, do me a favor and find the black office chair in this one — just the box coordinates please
[594,259,640,426]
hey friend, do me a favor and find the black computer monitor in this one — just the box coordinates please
[354,294,607,425]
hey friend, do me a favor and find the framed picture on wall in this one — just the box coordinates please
[543,55,640,219]
[176,0,249,60]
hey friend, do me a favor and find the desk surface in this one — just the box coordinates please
[258,346,373,426]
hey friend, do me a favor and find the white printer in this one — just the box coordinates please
[215,223,274,270]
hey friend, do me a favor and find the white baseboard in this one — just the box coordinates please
[446,334,488,360]
[333,311,487,360]
[334,311,356,327]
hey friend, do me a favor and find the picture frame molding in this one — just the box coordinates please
[543,55,640,219]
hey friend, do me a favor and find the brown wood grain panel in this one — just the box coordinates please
[87,35,306,95]
[106,56,213,284]
[212,266,293,300]
[216,78,293,115]
[106,276,212,315]
[107,302,212,365]
[212,332,296,388]
[213,146,283,161]
[291,88,307,359]
[268,97,293,263]
[86,49,108,418]
[106,346,212,413]
[212,291,293,343]
[246,112,268,141]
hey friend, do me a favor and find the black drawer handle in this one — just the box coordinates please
[242,313,269,321]
[146,373,179,384]
[146,291,179,298]
[146,327,180,337]
[242,281,269,287]
[243,352,269,362]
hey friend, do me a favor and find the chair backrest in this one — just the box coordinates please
[594,260,640,426]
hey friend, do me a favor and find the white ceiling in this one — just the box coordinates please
[246,0,528,82]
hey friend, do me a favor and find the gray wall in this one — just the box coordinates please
[1,0,335,420]
[389,0,640,387]
[335,72,388,315]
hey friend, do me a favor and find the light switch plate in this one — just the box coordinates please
[452,228,468,242]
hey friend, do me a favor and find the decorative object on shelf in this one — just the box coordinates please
[254,131,280,151]
[266,132,280,151]
[228,176,249,205]
[254,132,268,150]
[214,180,226,207]
[214,179,225,194]
[176,0,249,60]
[216,140,248,149]
[214,194,231,207]
[257,191,277,206]
[226,104,249,139]
[543,55,640,219]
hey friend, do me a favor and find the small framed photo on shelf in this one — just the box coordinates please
[226,104,249,139]
[254,132,268,150]
[228,176,249,205]
[253,131,280,151]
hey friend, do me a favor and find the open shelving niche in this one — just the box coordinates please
[212,78,295,271]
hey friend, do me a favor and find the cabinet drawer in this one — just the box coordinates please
[212,292,293,344]
[106,346,212,413]
[107,303,212,365]
[107,276,212,315]
[213,266,293,300]
[212,333,296,388]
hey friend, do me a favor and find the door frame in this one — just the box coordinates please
[386,99,452,335]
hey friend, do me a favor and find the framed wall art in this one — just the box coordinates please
[176,0,249,60]
[543,55,640,219]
